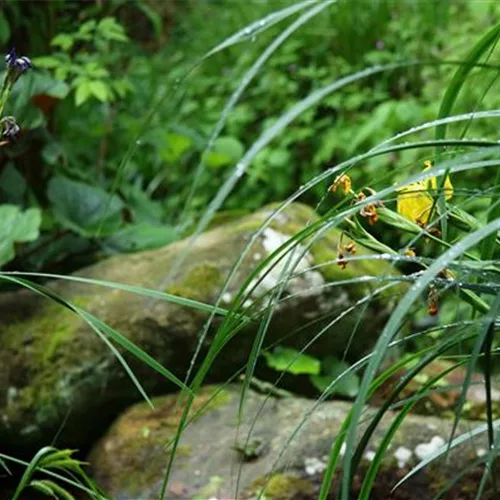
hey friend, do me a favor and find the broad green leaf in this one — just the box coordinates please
[112,78,135,98]
[48,177,123,236]
[97,17,128,42]
[75,81,92,106]
[121,185,164,224]
[0,205,41,267]
[10,208,42,242]
[161,133,193,163]
[78,19,96,35]
[51,33,74,51]
[42,142,65,166]
[310,356,360,397]
[263,346,320,375]
[204,137,244,168]
[88,80,109,102]
[104,223,178,252]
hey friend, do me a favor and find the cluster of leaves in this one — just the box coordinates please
[1,446,105,500]
[1,0,500,276]
[264,345,360,397]
[34,16,134,106]
[0,2,179,274]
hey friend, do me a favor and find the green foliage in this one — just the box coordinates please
[311,356,360,398]
[263,347,360,398]
[0,204,41,267]
[204,136,244,169]
[263,346,320,376]
[0,4,180,272]
[34,16,133,106]
[5,446,104,500]
[48,176,123,236]
[2,0,499,273]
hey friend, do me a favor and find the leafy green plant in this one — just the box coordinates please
[34,16,134,106]
[1,446,105,500]
[263,346,360,397]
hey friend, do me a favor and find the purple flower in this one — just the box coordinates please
[5,48,32,84]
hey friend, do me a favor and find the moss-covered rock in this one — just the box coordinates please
[89,384,497,499]
[0,203,397,452]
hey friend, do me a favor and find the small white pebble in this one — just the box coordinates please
[254,253,262,260]
[426,423,437,431]
[340,442,346,457]
[394,446,412,468]
[304,457,327,476]
[364,450,376,462]
[221,292,232,303]
[414,436,445,460]
[477,448,487,458]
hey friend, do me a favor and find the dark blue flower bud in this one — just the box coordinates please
[4,48,32,85]
[14,56,32,73]
[5,48,16,68]
[1,116,20,141]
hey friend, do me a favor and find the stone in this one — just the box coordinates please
[0,203,396,452]
[89,384,497,499]
[370,359,500,421]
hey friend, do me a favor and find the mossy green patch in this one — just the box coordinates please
[164,263,225,302]
[247,473,315,500]
[207,209,251,229]
[1,294,97,431]
[2,294,93,364]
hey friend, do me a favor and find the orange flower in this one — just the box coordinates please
[337,241,357,269]
[360,203,378,225]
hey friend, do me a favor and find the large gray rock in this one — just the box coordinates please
[89,384,495,499]
[0,203,395,452]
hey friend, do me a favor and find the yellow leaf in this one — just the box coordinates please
[427,174,453,200]
[397,161,454,224]
[397,181,433,225]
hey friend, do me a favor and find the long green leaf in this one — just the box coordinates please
[3,271,229,317]
[436,22,500,142]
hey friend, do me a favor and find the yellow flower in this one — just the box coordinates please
[329,174,352,195]
[397,161,453,225]
[404,248,416,257]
